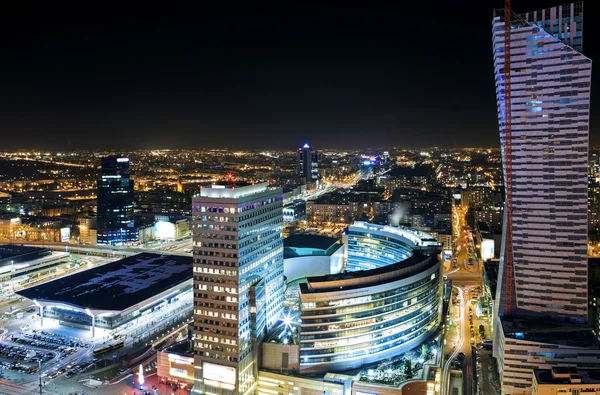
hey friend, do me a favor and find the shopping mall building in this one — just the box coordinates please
[263,222,444,375]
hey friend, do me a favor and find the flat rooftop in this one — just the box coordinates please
[535,367,600,385]
[501,317,600,348]
[0,244,52,267]
[18,253,192,312]
[300,252,437,293]
[196,182,272,199]
[161,340,194,358]
[0,244,48,260]
[283,235,340,258]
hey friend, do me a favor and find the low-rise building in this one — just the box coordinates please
[78,217,97,245]
[532,367,600,395]
[495,318,600,395]
[157,340,194,389]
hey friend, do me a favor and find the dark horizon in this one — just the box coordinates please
[1,0,598,150]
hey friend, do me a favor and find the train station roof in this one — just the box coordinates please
[17,252,192,312]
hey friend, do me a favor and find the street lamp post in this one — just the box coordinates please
[38,360,42,394]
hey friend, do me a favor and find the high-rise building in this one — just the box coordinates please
[96,156,137,245]
[191,183,284,395]
[493,3,599,394]
[494,0,590,324]
[298,143,319,184]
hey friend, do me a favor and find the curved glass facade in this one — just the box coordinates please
[298,223,442,373]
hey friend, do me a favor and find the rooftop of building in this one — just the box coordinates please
[160,340,194,358]
[476,221,492,234]
[0,244,47,260]
[300,252,438,294]
[196,182,275,199]
[483,260,499,299]
[17,252,192,312]
[284,234,340,256]
[349,221,440,245]
[0,245,52,267]
[500,317,600,348]
[534,367,600,386]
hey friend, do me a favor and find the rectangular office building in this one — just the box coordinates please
[192,183,284,395]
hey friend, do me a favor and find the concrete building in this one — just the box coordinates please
[494,0,590,325]
[17,253,193,336]
[157,340,195,389]
[263,222,443,375]
[154,216,190,241]
[78,217,97,245]
[532,367,600,395]
[192,182,284,395]
[493,3,595,393]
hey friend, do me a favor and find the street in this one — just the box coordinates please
[442,204,496,395]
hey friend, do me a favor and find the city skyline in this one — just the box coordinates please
[2,0,598,150]
[0,1,598,394]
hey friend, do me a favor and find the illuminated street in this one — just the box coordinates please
[442,203,493,395]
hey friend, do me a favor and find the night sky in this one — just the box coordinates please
[1,0,598,150]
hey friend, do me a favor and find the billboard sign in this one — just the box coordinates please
[481,239,494,261]
[154,221,175,240]
[203,362,236,390]
[60,227,70,243]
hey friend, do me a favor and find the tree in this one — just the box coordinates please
[421,344,429,359]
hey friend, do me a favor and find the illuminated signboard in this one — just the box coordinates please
[170,367,189,379]
[481,239,494,261]
[116,158,129,162]
[154,221,175,239]
[168,353,193,365]
[203,362,236,390]
[60,227,71,243]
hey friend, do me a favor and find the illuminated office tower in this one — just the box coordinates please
[493,3,599,394]
[96,156,137,245]
[192,183,284,395]
[298,143,319,184]
[494,1,591,323]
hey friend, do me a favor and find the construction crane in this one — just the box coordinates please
[503,0,514,317]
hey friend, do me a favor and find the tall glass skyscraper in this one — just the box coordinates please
[96,156,137,245]
[298,143,319,184]
[492,3,599,394]
[494,1,591,323]
[191,183,284,395]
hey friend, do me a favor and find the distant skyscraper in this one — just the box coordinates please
[298,143,319,184]
[96,156,137,245]
[192,183,284,395]
[494,1,590,323]
[493,3,599,394]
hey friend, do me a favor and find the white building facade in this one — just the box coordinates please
[192,183,284,395]
[493,3,596,394]
[493,1,591,322]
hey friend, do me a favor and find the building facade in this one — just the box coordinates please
[297,222,443,374]
[192,183,284,395]
[96,156,137,245]
[298,143,319,184]
[496,320,600,395]
[494,1,591,323]
[532,367,600,395]
[493,3,595,394]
